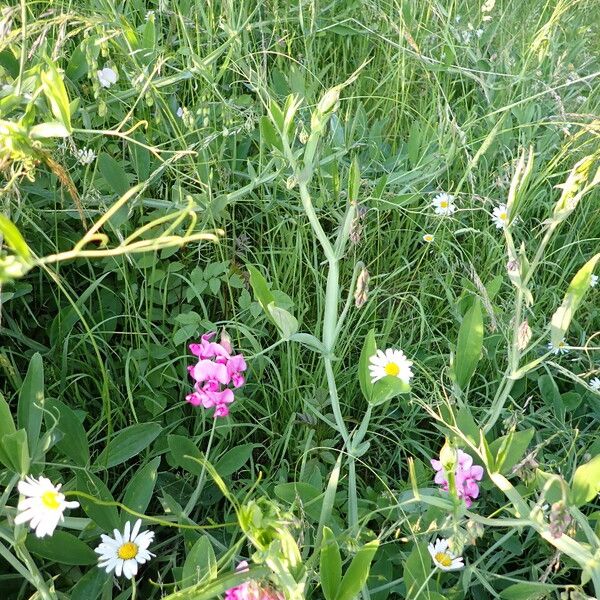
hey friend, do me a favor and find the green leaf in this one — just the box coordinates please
[97,152,130,196]
[18,352,44,457]
[66,43,89,82]
[47,399,89,466]
[571,454,600,507]
[267,303,298,339]
[247,264,275,312]
[76,472,120,531]
[168,434,203,476]
[456,405,479,444]
[320,527,341,600]
[0,392,16,438]
[359,330,377,403]
[335,539,379,600]
[121,457,160,520]
[71,567,109,600]
[499,582,555,599]
[26,531,96,566]
[214,444,256,478]
[454,298,483,389]
[403,542,432,600]
[182,535,217,586]
[0,214,31,260]
[490,428,535,474]
[0,429,30,474]
[551,253,600,346]
[538,374,564,421]
[40,63,72,131]
[95,423,161,469]
[260,116,283,151]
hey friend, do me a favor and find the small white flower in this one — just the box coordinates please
[591,274,598,287]
[547,340,569,355]
[369,348,413,385]
[146,10,155,20]
[422,233,434,243]
[428,538,464,571]
[176,106,184,118]
[97,67,117,88]
[14,476,79,538]
[476,28,484,38]
[95,519,155,580]
[75,147,96,165]
[432,193,456,216]
[589,377,600,391]
[491,204,509,228]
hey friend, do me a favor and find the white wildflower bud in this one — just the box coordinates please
[286,175,297,190]
[317,87,340,115]
[298,128,309,144]
[517,320,532,351]
[440,441,458,471]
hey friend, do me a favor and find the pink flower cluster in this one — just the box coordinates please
[225,562,283,600]
[431,449,484,508]
[186,332,247,418]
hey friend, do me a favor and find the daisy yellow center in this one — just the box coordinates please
[118,542,138,560]
[41,491,60,510]
[440,200,448,208]
[434,552,453,567]
[424,235,433,241]
[499,212,507,220]
[558,341,565,348]
[385,362,400,376]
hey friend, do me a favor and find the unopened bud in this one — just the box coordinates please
[517,320,532,351]
[317,87,340,115]
[354,268,370,308]
[440,441,458,471]
[549,501,572,539]
[219,328,233,354]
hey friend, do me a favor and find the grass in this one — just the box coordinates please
[0,0,599,598]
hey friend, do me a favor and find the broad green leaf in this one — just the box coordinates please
[76,472,120,531]
[0,429,30,474]
[551,254,600,346]
[335,539,379,600]
[571,454,600,507]
[490,428,534,474]
[268,303,298,339]
[348,156,360,201]
[168,434,203,476]
[40,63,71,131]
[17,352,44,456]
[454,298,483,389]
[316,454,342,549]
[95,423,161,470]
[71,567,109,600]
[0,214,31,260]
[0,392,16,438]
[26,531,96,565]
[47,399,89,466]
[121,457,160,520]
[320,527,341,600]
[247,265,275,312]
[274,482,322,520]
[182,536,217,586]
[499,581,555,599]
[214,444,256,478]
[456,405,479,444]
[403,542,432,600]
[538,374,564,421]
[259,116,283,151]
[97,153,130,196]
[66,43,89,82]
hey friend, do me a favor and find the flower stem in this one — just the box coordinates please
[184,418,217,518]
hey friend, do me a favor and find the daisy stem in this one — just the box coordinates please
[184,418,217,518]
[131,577,137,600]
[14,543,55,600]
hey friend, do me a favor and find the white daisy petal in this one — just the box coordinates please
[428,537,464,571]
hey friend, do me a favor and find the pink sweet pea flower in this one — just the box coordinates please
[225,562,284,600]
[431,449,483,507]
[189,332,230,361]
[191,360,230,388]
[227,355,247,388]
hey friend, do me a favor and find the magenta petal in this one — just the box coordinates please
[469,465,484,480]
[430,459,443,471]
[457,449,473,469]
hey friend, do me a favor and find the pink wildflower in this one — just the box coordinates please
[431,449,484,508]
[189,332,230,361]
[227,355,247,388]
[225,562,284,600]
[191,360,230,389]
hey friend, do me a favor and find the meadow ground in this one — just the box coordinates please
[0,0,599,599]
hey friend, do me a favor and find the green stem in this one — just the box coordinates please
[14,542,55,600]
[184,418,217,517]
[16,0,26,96]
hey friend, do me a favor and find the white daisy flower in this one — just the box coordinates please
[591,274,598,287]
[176,106,184,118]
[432,193,456,216]
[428,538,464,571]
[422,233,434,243]
[369,348,413,385]
[74,147,96,165]
[589,377,600,391]
[547,340,569,355]
[491,204,509,229]
[97,67,118,89]
[95,519,155,580]
[14,476,79,538]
